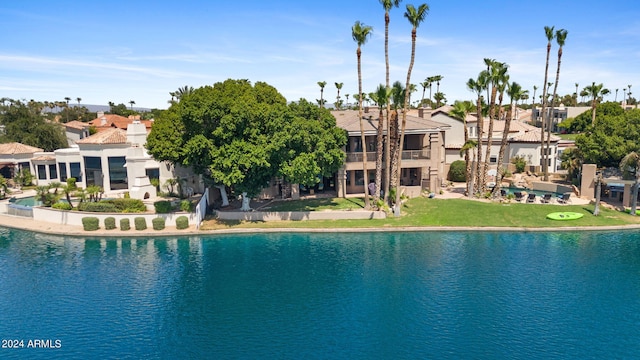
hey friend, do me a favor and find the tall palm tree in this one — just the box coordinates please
[76,97,82,105]
[389,81,405,189]
[494,82,524,197]
[352,21,373,210]
[575,83,579,104]
[395,3,428,215]
[540,26,555,179]
[317,81,327,108]
[466,76,486,194]
[64,97,71,122]
[345,94,350,108]
[545,28,568,181]
[433,92,446,107]
[615,88,619,103]
[432,75,443,107]
[335,82,343,109]
[532,85,538,108]
[620,151,640,215]
[380,0,402,206]
[427,76,436,106]
[372,84,391,204]
[129,100,135,110]
[450,100,475,197]
[484,61,508,192]
[628,84,633,104]
[176,86,194,101]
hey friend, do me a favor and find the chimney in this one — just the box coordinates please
[418,108,424,118]
[97,111,104,118]
[364,106,369,113]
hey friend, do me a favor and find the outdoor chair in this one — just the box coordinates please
[526,193,536,203]
[500,189,507,197]
[541,193,552,204]
[557,193,571,204]
[514,192,524,202]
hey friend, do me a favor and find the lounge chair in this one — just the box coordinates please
[557,193,571,204]
[514,191,524,202]
[500,189,507,197]
[526,193,536,203]
[541,193,552,204]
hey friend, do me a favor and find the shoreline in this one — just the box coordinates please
[1,212,639,238]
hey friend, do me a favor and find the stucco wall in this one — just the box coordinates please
[216,210,386,221]
[32,207,197,227]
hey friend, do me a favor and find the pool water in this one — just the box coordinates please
[13,196,38,207]
[1,229,639,359]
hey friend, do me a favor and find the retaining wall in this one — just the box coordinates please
[216,210,386,221]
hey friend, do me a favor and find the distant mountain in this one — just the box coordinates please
[66,104,152,113]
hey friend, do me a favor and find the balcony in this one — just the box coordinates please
[345,149,430,163]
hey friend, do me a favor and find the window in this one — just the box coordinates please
[355,170,364,185]
[490,155,497,164]
[37,164,46,180]
[146,168,160,181]
[108,157,127,190]
[70,162,82,183]
[84,156,102,186]
[58,162,67,181]
[48,164,57,180]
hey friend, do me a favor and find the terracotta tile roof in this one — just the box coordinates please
[76,128,128,145]
[510,129,560,143]
[0,142,43,154]
[331,109,450,135]
[89,114,153,131]
[64,120,90,130]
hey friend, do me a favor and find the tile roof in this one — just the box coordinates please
[64,120,90,130]
[89,114,153,131]
[0,142,43,155]
[510,129,560,143]
[32,155,56,161]
[76,128,129,145]
[331,109,450,135]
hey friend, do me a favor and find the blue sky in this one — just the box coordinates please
[1,0,639,109]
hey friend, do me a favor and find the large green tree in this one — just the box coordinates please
[0,99,68,151]
[146,79,346,211]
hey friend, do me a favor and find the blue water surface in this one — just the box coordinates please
[0,228,639,359]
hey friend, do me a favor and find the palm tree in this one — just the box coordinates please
[575,83,579,104]
[450,100,475,197]
[352,21,373,210]
[532,85,538,108]
[585,82,606,125]
[372,84,391,205]
[345,94,350,108]
[433,92,446,107]
[389,81,405,189]
[432,75,443,106]
[76,97,82,105]
[484,61,509,192]
[540,26,555,179]
[426,76,436,106]
[628,84,633,104]
[494,82,524,197]
[129,100,136,110]
[380,0,403,205]
[620,151,640,215]
[64,97,71,122]
[335,82,343,109]
[176,86,194,101]
[615,88,619,103]
[545,28,568,181]
[395,3,429,215]
[467,74,488,194]
[420,80,429,107]
[317,81,327,108]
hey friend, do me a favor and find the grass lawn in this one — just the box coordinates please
[557,133,579,140]
[201,197,640,230]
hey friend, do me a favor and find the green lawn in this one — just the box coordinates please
[201,197,640,230]
[557,133,579,140]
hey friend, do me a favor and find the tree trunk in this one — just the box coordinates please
[384,108,391,205]
[215,185,229,207]
[357,48,370,210]
[493,101,513,197]
[632,180,638,215]
[374,109,384,204]
[474,96,484,195]
[240,192,251,212]
[594,177,601,216]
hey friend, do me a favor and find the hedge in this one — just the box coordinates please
[154,200,173,214]
[78,202,118,213]
[176,216,189,230]
[448,160,466,182]
[134,217,147,230]
[52,202,73,210]
[104,217,116,230]
[120,218,131,231]
[103,198,147,213]
[82,217,100,231]
[152,217,165,230]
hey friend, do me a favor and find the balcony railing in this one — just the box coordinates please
[345,149,430,162]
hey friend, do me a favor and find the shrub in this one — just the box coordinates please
[104,198,146,213]
[448,160,466,182]
[154,200,173,213]
[52,202,72,210]
[152,217,165,230]
[78,202,118,213]
[180,199,194,212]
[120,218,130,231]
[134,217,147,230]
[66,177,77,189]
[82,217,99,231]
[511,156,527,173]
[104,217,116,230]
[176,216,189,230]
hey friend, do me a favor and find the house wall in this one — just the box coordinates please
[77,144,130,193]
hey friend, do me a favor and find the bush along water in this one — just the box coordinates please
[152,217,166,230]
[82,217,99,231]
[176,216,189,230]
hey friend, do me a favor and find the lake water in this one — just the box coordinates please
[1,228,639,359]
